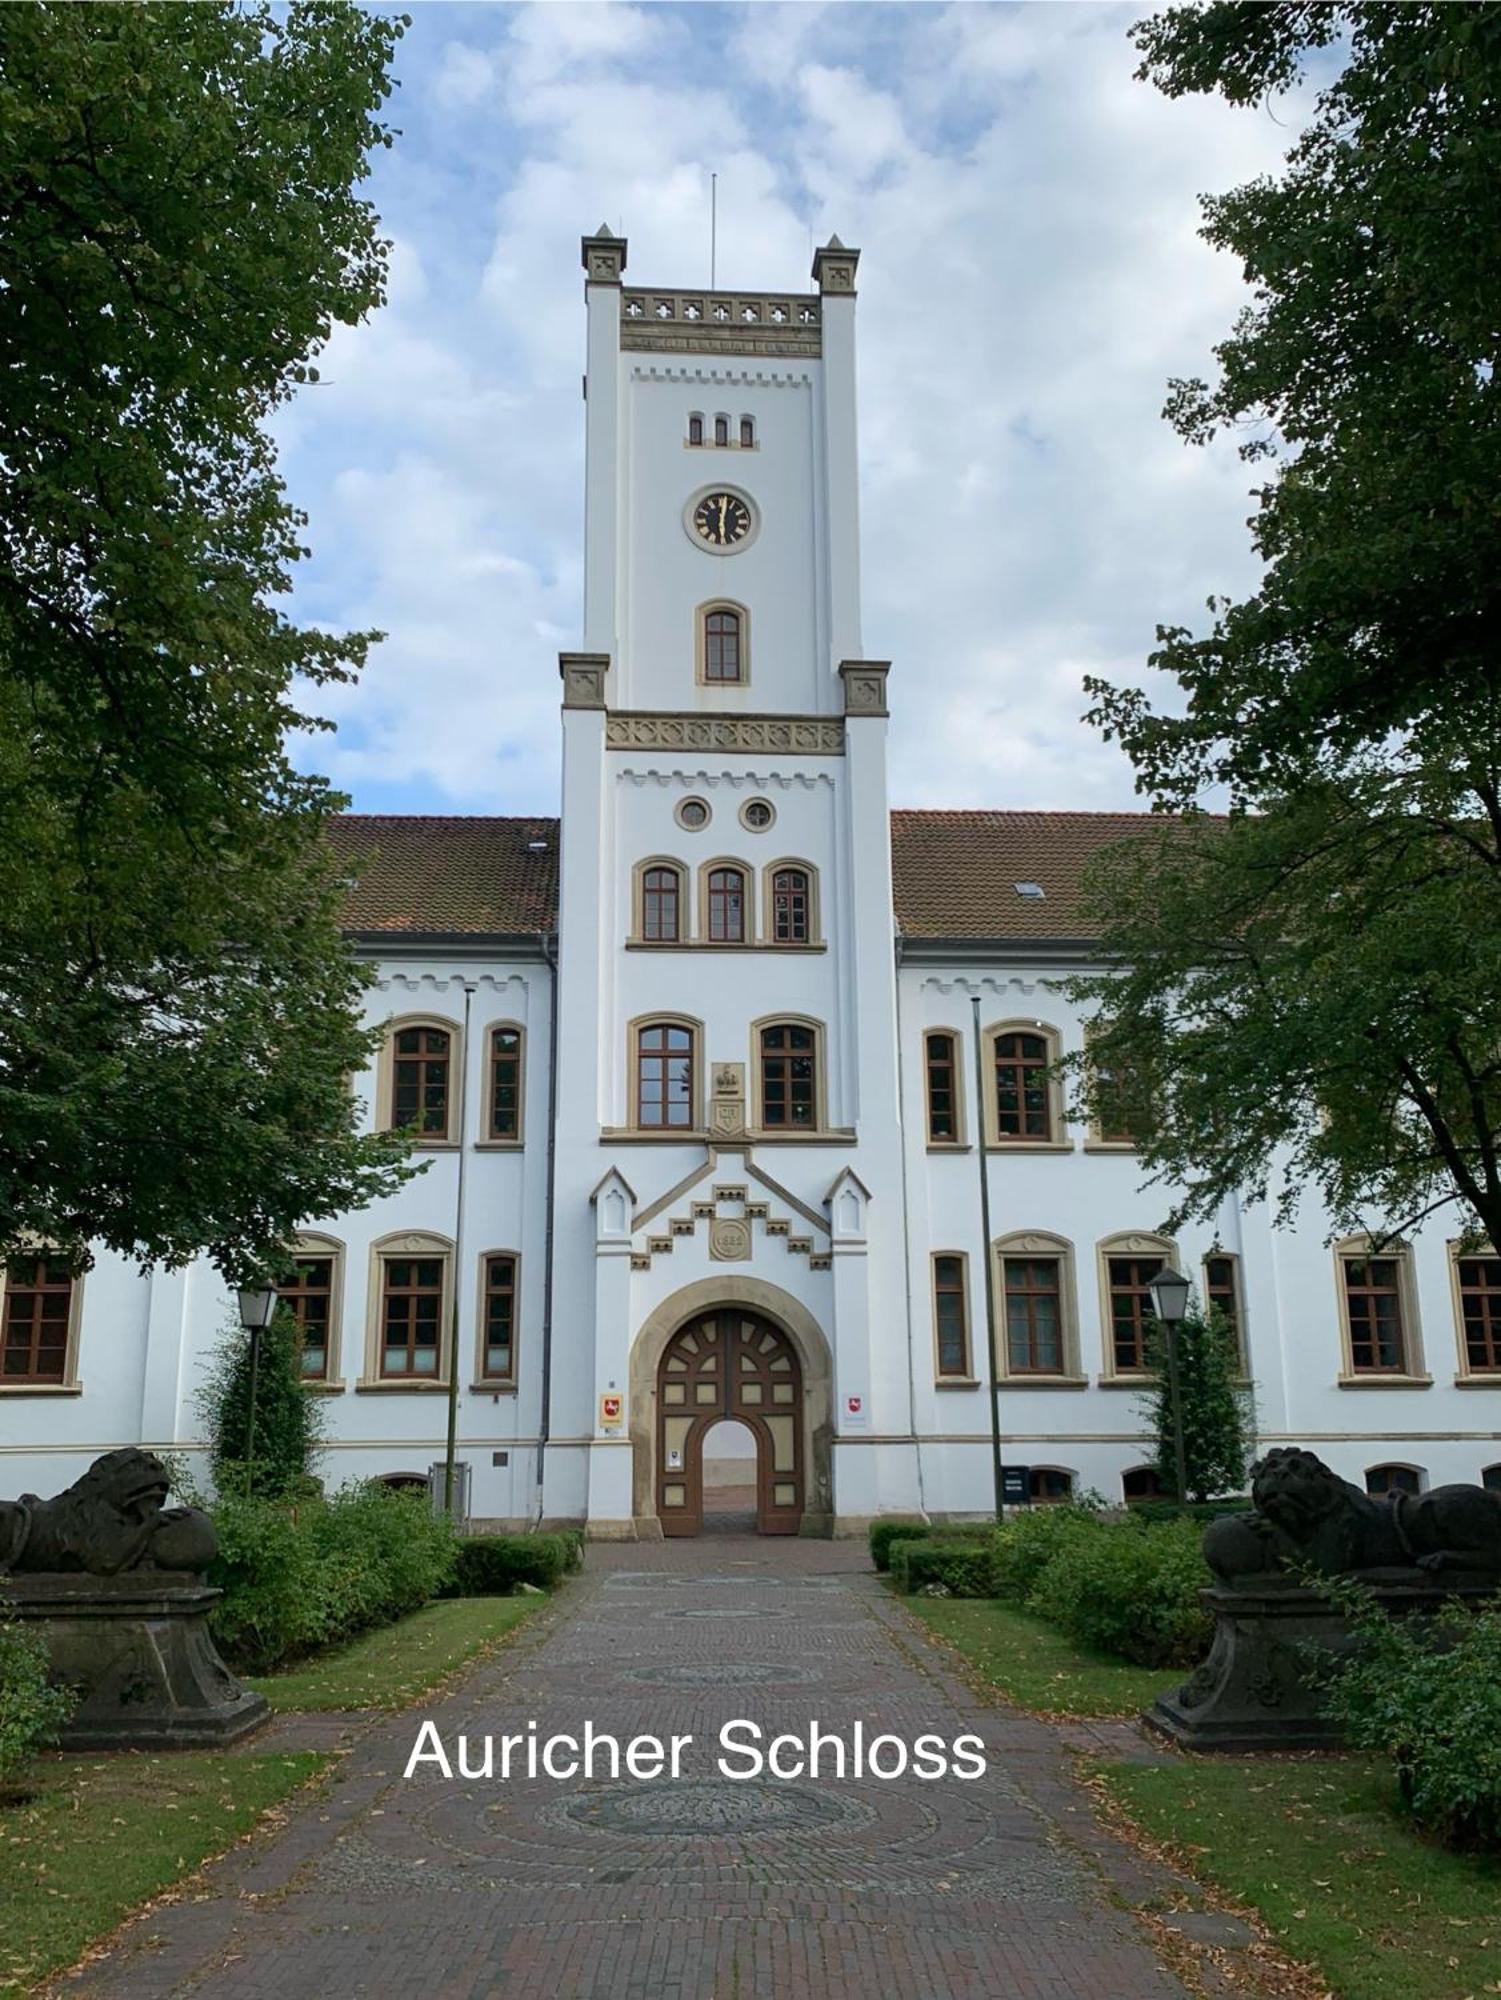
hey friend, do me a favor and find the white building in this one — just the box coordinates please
[5,230,1499,1535]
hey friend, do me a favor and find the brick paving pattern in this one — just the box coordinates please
[62,1537,1249,1999]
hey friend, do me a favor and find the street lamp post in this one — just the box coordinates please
[235,1285,280,1499]
[1147,1264,1192,1505]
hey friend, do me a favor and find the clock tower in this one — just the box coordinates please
[547,227,912,1536]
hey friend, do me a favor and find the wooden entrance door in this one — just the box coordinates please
[656,1310,804,1535]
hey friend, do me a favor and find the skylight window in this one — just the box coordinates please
[1014,882,1046,900]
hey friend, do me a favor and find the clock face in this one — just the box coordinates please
[692,491,753,549]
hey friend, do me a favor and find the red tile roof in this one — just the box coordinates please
[328,815,560,937]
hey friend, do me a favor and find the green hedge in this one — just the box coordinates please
[893,1536,999,1598]
[991,1503,1104,1599]
[207,1484,458,1674]
[1026,1515,1212,1667]
[869,1518,931,1571]
[0,1618,76,1778]
[1126,1497,1251,1525]
[450,1533,571,1595]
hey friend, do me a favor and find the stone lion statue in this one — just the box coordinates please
[0,1448,217,1577]
[1203,1447,1501,1586]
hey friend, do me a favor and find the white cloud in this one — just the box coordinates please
[275,0,1313,815]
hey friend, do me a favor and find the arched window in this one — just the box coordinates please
[759,1021,818,1129]
[932,1253,970,1379]
[276,1235,343,1383]
[479,1252,517,1382]
[1029,1468,1074,1505]
[488,1025,523,1141]
[770,866,812,944]
[739,415,755,447]
[636,1022,696,1129]
[1098,1231,1177,1376]
[703,606,742,683]
[1365,1464,1423,1498]
[1204,1250,1245,1362]
[688,412,704,446]
[714,413,729,446]
[992,1029,1053,1141]
[924,1030,961,1143]
[995,1230,1080,1380]
[389,1023,452,1139]
[1123,1466,1166,1503]
[706,865,747,943]
[641,865,682,942]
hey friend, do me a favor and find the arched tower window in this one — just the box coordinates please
[688,412,704,446]
[713,413,729,446]
[739,415,755,447]
[636,1022,696,1129]
[703,606,742,683]
[706,865,747,943]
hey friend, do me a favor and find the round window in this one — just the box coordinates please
[740,798,775,832]
[676,797,711,831]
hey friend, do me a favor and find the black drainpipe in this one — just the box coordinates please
[534,926,560,1526]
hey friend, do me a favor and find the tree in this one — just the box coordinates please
[0,3,417,1275]
[1065,6,1501,1251]
[1139,1302,1253,1503]
[198,1309,326,1501]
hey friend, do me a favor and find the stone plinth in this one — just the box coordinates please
[1148,1576,1497,1754]
[7,1572,267,1750]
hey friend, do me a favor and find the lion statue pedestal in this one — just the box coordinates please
[1,1449,267,1750]
[1148,1448,1501,1755]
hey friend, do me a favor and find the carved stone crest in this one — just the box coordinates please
[710,1218,752,1262]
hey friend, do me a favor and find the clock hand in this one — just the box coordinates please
[718,495,727,539]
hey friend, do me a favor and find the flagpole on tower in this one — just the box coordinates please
[710,171,717,289]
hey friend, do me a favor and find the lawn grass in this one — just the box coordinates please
[906,1594,1182,1718]
[1100,1755,1501,2000]
[244,1592,542,1712]
[0,1749,327,1995]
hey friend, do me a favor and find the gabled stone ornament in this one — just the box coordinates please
[582,225,627,284]
[811,235,860,295]
[590,1166,636,1243]
[825,1166,872,1243]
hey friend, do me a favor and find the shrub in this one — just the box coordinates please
[450,1533,570,1595]
[1126,1497,1250,1526]
[0,1619,76,1779]
[893,1536,999,1598]
[869,1519,930,1572]
[197,1309,326,1501]
[1315,1583,1501,1851]
[991,1503,1104,1599]
[1137,1305,1254,1502]
[555,1527,587,1573]
[1027,1516,1212,1667]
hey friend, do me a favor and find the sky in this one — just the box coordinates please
[276,0,1314,817]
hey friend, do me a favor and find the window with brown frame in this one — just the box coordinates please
[1,1256,73,1383]
[641,866,682,942]
[1458,1256,1501,1372]
[993,1030,1052,1140]
[925,1032,959,1142]
[714,414,729,446]
[770,867,810,944]
[637,1022,695,1129]
[1365,1464,1422,1498]
[703,607,742,683]
[278,1257,334,1381]
[688,413,704,446]
[707,866,747,942]
[1091,1038,1137,1144]
[1205,1253,1241,1347]
[933,1255,970,1377]
[391,1026,450,1137]
[489,1027,522,1140]
[1106,1255,1160,1373]
[379,1257,445,1379]
[1123,1466,1166,1502]
[739,415,755,447]
[1029,1468,1073,1504]
[1342,1254,1408,1373]
[481,1254,517,1382]
[1003,1256,1066,1373]
[760,1022,817,1128]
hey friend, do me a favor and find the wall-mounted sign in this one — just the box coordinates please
[843,1392,868,1430]
[666,1448,683,1471]
[1001,1464,1031,1507]
[599,1392,623,1428]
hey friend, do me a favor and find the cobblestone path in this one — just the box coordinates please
[63,1537,1250,1999]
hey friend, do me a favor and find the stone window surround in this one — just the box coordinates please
[1333,1233,1431,1387]
[473,1248,521,1391]
[282,1231,346,1392]
[1447,1238,1501,1385]
[481,1020,526,1148]
[0,1252,85,1395]
[1080,1020,1138,1153]
[359,1229,456,1392]
[695,597,750,688]
[993,1230,1088,1387]
[980,1018,1072,1152]
[627,1012,704,1134]
[375,1012,465,1149]
[1202,1247,1251,1375]
[697,857,755,945]
[626,855,823,950]
[923,1025,966,1149]
[930,1249,975,1385]
[751,1013,830,1137]
[1095,1230,1179,1385]
[631,855,689,944]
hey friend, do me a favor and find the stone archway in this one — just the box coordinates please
[629,1276,833,1539]
[655,1310,805,1535]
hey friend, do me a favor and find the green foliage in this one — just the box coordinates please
[990,1502,1105,1600]
[1026,1516,1213,1668]
[0,1618,76,1778]
[1315,1579,1501,1851]
[207,1484,457,1674]
[555,1527,587,1574]
[197,1311,325,1500]
[868,1518,931,1571]
[1125,1496,1250,1526]
[0,1,419,1273]
[892,1537,999,1599]
[1138,1303,1253,1502]
[449,1534,570,1596]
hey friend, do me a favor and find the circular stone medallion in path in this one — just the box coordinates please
[559,1779,873,1838]
[622,1662,819,1688]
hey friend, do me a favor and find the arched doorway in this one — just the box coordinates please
[656,1309,804,1535]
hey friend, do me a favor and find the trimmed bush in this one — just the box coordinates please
[991,1503,1104,1600]
[207,1484,458,1673]
[893,1536,999,1598]
[451,1533,570,1595]
[1315,1583,1501,1851]
[197,1309,326,1501]
[555,1527,587,1573]
[0,1618,76,1779]
[1026,1516,1212,1668]
[869,1518,930,1572]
